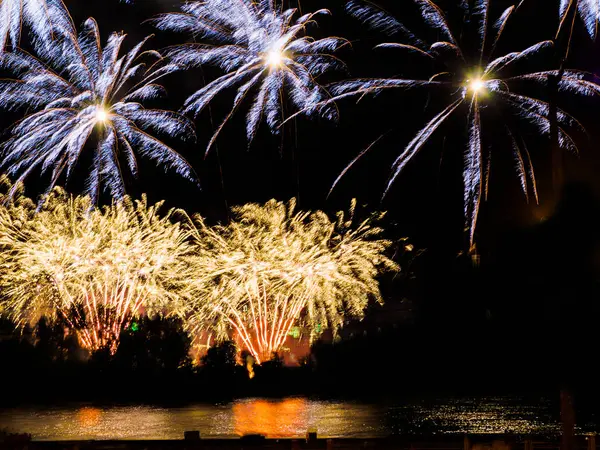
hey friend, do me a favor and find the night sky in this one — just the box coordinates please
[4,0,600,391]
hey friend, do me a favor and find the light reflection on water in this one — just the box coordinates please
[76,407,102,427]
[388,398,563,436]
[233,398,308,437]
[0,397,574,441]
[0,399,386,440]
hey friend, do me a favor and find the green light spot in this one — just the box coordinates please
[289,326,300,339]
[130,322,140,332]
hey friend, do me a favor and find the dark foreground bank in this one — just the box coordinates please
[0,434,598,450]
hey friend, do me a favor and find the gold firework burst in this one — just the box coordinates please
[0,179,195,354]
[185,199,399,364]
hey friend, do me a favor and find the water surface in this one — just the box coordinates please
[0,396,582,441]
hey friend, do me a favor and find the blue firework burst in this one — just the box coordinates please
[0,18,198,202]
[329,0,600,244]
[153,0,349,153]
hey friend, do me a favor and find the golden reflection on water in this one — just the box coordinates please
[0,397,568,440]
[233,398,309,437]
[77,407,102,428]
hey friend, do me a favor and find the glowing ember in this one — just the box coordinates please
[468,78,486,94]
[95,107,109,123]
[266,50,284,68]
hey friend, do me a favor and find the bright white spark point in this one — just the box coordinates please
[469,78,485,94]
[266,50,284,68]
[95,107,109,123]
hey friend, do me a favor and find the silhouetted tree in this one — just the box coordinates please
[34,317,82,363]
[113,316,192,373]
[201,340,237,369]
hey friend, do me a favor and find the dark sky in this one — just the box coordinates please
[6,0,600,379]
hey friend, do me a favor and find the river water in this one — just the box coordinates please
[0,396,596,441]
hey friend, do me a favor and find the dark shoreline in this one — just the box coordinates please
[0,373,570,407]
[4,435,597,449]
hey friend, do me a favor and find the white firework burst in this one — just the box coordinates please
[153,0,349,153]
[0,18,198,202]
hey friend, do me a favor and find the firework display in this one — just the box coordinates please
[185,199,398,364]
[0,0,598,365]
[0,18,197,203]
[153,0,348,152]
[327,0,599,244]
[0,179,195,353]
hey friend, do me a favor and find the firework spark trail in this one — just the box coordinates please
[325,0,600,246]
[0,179,195,353]
[152,0,349,153]
[554,0,600,40]
[0,17,198,204]
[185,199,398,364]
[0,0,75,53]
